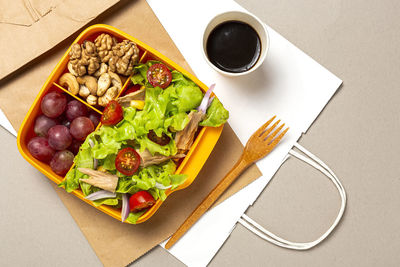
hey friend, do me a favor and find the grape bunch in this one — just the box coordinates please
[28,91,100,176]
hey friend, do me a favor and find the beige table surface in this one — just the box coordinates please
[1,0,399,266]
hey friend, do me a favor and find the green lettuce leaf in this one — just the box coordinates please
[170,174,188,190]
[59,167,80,192]
[125,210,147,224]
[79,180,93,196]
[149,188,167,201]
[102,154,116,171]
[116,176,137,194]
[90,127,122,159]
[199,98,229,127]
[114,121,135,142]
[164,112,189,131]
[74,139,94,168]
[93,197,119,207]
[130,63,148,85]
[136,135,177,156]
[123,106,137,121]
[171,71,203,113]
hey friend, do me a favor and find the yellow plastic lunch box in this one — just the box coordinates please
[17,24,223,223]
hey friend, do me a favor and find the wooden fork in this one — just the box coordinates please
[165,116,289,249]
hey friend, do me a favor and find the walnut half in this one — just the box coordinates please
[95,33,117,64]
[111,40,140,76]
[68,41,100,76]
[95,34,140,76]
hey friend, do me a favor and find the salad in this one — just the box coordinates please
[59,61,229,223]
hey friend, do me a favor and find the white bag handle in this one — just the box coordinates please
[238,142,346,250]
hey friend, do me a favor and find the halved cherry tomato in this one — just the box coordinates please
[115,147,141,176]
[100,100,123,126]
[129,191,156,213]
[147,63,172,89]
[147,130,171,146]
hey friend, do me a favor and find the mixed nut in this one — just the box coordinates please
[59,34,140,107]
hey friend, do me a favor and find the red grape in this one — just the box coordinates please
[88,111,100,127]
[68,139,83,155]
[48,125,72,150]
[70,117,94,141]
[66,100,88,121]
[27,137,55,163]
[34,115,58,137]
[50,150,74,176]
[41,92,67,118]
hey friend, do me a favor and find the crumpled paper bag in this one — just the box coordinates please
[0,0,120,80]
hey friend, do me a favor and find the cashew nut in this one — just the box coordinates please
[108,71,122,92]
[77,75,97,95]
[97,73,111,96]
[79,84,90,98]
[94,63,108,78]
[98,86,118,106]
[86,95,98,106]
[59,73,79,95]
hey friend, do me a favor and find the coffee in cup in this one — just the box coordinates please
[206,20,261,73]
[203,11,269,77]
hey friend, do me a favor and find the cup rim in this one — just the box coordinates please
[202,10,269,77]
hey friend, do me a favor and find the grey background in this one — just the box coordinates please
[1,0,399,266]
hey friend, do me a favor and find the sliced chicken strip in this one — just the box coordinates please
[79,168,119,193]
[175,111,205,152]
[138,149,186,167]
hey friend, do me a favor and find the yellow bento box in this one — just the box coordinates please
[17,24,223,224]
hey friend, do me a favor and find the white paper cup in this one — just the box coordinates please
[202,11,269,77]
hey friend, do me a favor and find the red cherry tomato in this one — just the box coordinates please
[129,191,156,213]
[147,63,172,89]
[100,100,123,126]
[115,147,141,176]
[147,130,171,146]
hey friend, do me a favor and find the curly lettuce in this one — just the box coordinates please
[199,98,229,127]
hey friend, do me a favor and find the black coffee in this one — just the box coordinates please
[206,20,261,73]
